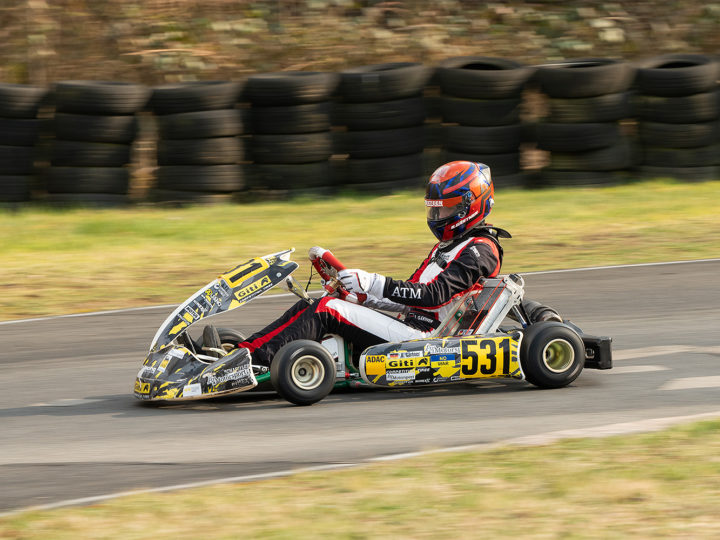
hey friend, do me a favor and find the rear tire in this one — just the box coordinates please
[271,340,335,406]
[520,322,584,388]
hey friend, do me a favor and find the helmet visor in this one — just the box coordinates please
[425,196,466,222]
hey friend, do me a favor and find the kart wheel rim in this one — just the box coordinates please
[542,338,574,373]
[291,355,325,390]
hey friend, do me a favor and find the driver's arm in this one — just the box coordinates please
[381,241,499,309]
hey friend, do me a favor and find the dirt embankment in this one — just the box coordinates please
[2,1,720,85]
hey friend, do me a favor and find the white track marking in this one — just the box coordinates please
[613,345,720,361]
[2,409,719,517]
[30,398,105,407]
[607,365,669,374]
[660,376,720,391]
[2,258,718,326]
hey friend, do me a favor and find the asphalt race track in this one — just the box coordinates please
[1,260,719,514]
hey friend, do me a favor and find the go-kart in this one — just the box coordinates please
[133,248,612,406]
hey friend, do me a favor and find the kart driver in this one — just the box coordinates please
[235,160,510,367]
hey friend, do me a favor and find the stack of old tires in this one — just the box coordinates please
[435,57,535,189]
[534,59,636,186]
[47,81,150,205]
[634,54,720,182]
[334,62,430,191]
[0,83,48,203]
[150,81,245,203]
[244,72,338,196]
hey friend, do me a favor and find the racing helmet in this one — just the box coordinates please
[425,161,494,242]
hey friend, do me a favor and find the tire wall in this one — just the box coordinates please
[633,54,720,182]
[46,81,151,205]
[1,54,718,205]
[534,58,637,186]
[436,56,536,190]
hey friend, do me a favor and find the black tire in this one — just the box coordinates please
[244,72,340,106]
[638,121,720,148]
[636,165,720,182]
[54,113,138,143]
[0,145,35,175]
[0,118,44,146]
[539,168,625,186]
[443,124,522,154]
[45,192,130,206]
[344,153,424,183]
[536,122,621,152]
[440,96,521,126]
[520,322,585,388]
[642,144,720,167]
[547,92,632,123]
[493,172,528,189]
[150,81,243,115]
[270,340,336,406]
[443,151,520,176]
[548,138,635,171]
[150,189,235,205]
[46,166,130,194]
[436,56,534,99]
[341,126,426,159]
[251,102,331,134]
[158,137,244,166]
[633,92,719,124]
[0,83,48,118]
[250,132,332,164]
[156,164,244,192]
[338,62,432,102]
[635,54,720,97]
[53,80,150,115]
[535,58,635,98]
[51,140,131,167]
[333,97,426,130]
[338,176,424,193]
[249,161,333,189]
[195,327,247,352]
[156,109,245,139]
[0,174,31,202]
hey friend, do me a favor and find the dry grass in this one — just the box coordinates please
[1,178,719,320]
[1,419,719,538]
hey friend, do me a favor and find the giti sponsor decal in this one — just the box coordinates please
[234,275,272,300]
[386,356,430,369]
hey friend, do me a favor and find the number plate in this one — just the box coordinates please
[459,336,520,379]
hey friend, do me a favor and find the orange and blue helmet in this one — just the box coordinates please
[425,161,494,242]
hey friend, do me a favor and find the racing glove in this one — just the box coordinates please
[338,268,386,299]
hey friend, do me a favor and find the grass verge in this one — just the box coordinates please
[1,179,719,320]
[1,418,719,538]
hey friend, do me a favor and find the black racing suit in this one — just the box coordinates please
[240,227,506,366]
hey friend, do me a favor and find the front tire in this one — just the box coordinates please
[271,340,336,406]
[520,322,585,388]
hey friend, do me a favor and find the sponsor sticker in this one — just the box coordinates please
[204,366,253,386]
[386,357,430,369]
[183,383,202,397]
[134,380,151,394]
[386,369,415,382]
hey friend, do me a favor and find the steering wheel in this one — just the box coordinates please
[308,247,366,304]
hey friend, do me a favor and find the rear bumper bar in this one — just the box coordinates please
[582,334,613,370]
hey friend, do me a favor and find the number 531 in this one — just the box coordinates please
[460,337,513,377]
